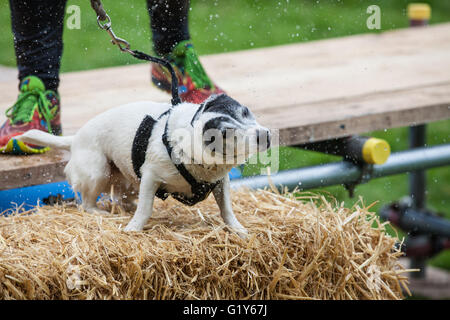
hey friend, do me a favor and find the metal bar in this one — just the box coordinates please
[231,144,450,191]
[408,124,427,278]
[409,125,427,209]
[380,205,450,238]
[406,2,432,279]
[296,136,367,163]
[295,135,390,165]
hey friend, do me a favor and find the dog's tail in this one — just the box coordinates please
[14,129,73,150]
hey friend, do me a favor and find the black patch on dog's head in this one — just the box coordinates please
[203,94,252,123]
[202,116,232,136]
[202,115,238,153]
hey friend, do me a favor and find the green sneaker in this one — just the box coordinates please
[0,76,61,154]
[151,40,225,103]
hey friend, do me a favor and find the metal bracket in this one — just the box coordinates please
[344,162,373,197]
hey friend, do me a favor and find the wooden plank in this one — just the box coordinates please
[1,23,450,135]
[0,149,70,190]
[0,66,16,82]
[265,82,450,145]
[0,23,450,190]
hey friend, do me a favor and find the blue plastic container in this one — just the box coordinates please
[0,181,75,215]
[0,167,243,214]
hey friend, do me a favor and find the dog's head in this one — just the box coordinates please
[188,94,271,165]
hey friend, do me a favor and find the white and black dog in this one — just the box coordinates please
[15,94,271,238]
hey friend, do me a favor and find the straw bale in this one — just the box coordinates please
[0,189,410,299]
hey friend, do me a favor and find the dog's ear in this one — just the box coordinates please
[191,94,241,126]
[202,94,241,113]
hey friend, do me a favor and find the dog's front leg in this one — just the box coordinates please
[212,175,248,239]
[123,171,159,232]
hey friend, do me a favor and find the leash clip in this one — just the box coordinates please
[97,14,132,53]
[94,12,181,105]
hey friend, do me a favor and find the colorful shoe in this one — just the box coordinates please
[151,40,225,104]
[0,76,61,155]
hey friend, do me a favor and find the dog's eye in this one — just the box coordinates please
[242,107,249,117]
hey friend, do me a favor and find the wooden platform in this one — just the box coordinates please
[0,149,70,190]
[1,23,450,190]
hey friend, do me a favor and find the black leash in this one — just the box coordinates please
[91,0,181,106]
[130,50,181,106]
[93,4,219,205]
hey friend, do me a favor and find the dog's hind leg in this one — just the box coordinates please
[81,188,110,215]
[67,150,111,215]
[212,175,248,239]
[123,170,159,231]
[109,168,138,212]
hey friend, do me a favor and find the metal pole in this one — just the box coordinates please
[407,1,432,279]
[379,205,450,238]
[295,135,390,165]
[409,124,427,278]
[409,125,427,210]
[231,144,450,191]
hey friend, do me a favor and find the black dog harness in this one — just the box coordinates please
[123,47,218,205]
[131,109,219,206]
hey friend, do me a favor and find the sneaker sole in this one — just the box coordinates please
[0,138,50,155]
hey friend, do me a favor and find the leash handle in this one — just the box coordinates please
[131,50,182,106]
[90,0,108,21]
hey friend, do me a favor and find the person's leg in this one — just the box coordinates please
[148,0,190,57]
[147,0,224,104]
[10,0,67,91]
[0,0,66,154]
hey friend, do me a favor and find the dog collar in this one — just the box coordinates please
[131,109,219,206]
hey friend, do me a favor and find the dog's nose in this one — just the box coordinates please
[256,129,271,149]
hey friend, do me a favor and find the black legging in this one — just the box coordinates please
[9,0,190,92]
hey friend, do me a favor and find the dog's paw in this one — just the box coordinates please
[123,221,144,232]
[233,227,249,240]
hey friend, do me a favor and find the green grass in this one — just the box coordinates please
[0,0,449,270]
[1,0,450,70]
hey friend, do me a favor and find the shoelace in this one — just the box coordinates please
[5,89,55,133]
[172,41,215,90]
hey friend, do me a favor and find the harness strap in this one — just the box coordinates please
[131,110,219,206]
[161,116,219,205]
[131,115,156,179]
